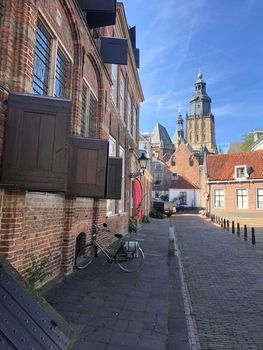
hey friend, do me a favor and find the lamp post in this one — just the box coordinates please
[129,153,149,178]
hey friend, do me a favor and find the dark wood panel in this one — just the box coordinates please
[1,93,71,192]
[106,157,122,199]
[68,136,109,198]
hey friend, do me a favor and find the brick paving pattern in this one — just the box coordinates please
[172,215,263,350]
[43,219,189,350]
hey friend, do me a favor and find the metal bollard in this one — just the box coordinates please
[244,225,247,241]
[232,221,235,234]
[223,219,226,229]
[226,220,229,231]
[237,223,240,237]
[221,218,223,228]
[252,227,256,245]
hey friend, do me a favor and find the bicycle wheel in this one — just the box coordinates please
[116,246,144,272]
[75,244,96,269]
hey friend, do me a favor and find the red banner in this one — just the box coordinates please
[132,177,142,220]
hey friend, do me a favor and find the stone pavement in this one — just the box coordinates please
[42,218,190,350]
[172,215,263,350]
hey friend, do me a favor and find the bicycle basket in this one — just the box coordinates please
[123,241,139,255]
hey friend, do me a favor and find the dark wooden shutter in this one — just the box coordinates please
[106,157,122,199]
[100,37,128,65]
[78,0,117,28]
[68,136,108,197]
[1,93,71,191]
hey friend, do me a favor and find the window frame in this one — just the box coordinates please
[126,93,132,132]
[256,188,263,210]
[119,74,125,120]
[118,146,125,213]
[213,188,225,208]
[111,64,117,105]
[234,165,249,180]
[236,188,248,209]
[153,172,163,186]
[32,17,71,98]
[179,191,187,205]
[80,80,98,137]
[155,163,163,171]
[107,136,117,216]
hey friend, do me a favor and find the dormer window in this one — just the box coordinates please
[171,173,178,181]
[234,165,249,180]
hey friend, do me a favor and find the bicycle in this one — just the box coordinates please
[75,223,144,273]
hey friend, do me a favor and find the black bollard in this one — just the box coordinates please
[226,220,229,231]
[244,225,247,241]
[252,227,256,245]
[223,218,226,229]
[237,223,240,237]
[232,221,235,234]
[221,218,223,228]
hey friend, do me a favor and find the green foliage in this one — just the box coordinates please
[142,215,150,223]
[129,216,137,233]
[149,209,165,219]
[241,132,254,151]
[27,255,51,289]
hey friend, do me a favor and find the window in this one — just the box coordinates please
[236,189,248,209]
[154,173,163,185]
[80,83,97,137]
[171,159,176,166]
[119,76,125,119]
[107,137,116,215]
[54,48,68,98]
[214,189,224,208]
[119,147,125,213]
[127,94,132,132]
[257,189,263,209]
[179,192,187,205]
[171,173,178,181]
[32,20,69,98]
[32,21,51,95]
[111,64,117,105]
[235,166,248,179]
[155,163,162,171]
[132,106,137,138]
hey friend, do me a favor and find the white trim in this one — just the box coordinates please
[83,77,98,100]
[37,9,74,63]
[208,178,263,184]
[256,187,263,210]
[235,188,248,210]
[213,188,225,209]
[233,165,249,181]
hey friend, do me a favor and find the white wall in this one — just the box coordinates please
[169,189,200,207]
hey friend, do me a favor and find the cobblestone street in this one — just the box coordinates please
[173,215,263,350]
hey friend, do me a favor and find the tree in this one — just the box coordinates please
[241,132,254,151]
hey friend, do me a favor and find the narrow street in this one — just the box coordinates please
[173,215,263,350]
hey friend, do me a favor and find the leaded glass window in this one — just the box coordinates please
[54,48,68,98]
[32,21,51,95]
[80,83,97,137]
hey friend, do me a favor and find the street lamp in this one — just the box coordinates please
[129,153,149,178]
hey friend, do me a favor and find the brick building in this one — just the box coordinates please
[0,0,144,284]
[206,150,263,227]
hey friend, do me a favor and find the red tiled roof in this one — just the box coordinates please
[207,150,263,181]
[170,176,199,189]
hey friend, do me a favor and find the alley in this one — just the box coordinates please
[173,215,263,350]
[43,219,189,350]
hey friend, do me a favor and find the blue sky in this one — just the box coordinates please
[122,0,263,150]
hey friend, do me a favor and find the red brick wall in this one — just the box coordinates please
[0,0,143,285]
[209,182,263,226]
[167,142,200,186]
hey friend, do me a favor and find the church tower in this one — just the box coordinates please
[186,72,217,153]
[172,107,184,149]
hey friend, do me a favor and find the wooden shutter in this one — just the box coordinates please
[100,37,128,65]
[68,136,109,197]
[1,93,71,191]
[106,157,122,199]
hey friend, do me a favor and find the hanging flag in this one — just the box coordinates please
[132,177,143,220]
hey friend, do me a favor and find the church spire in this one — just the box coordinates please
[172,106,184,149]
